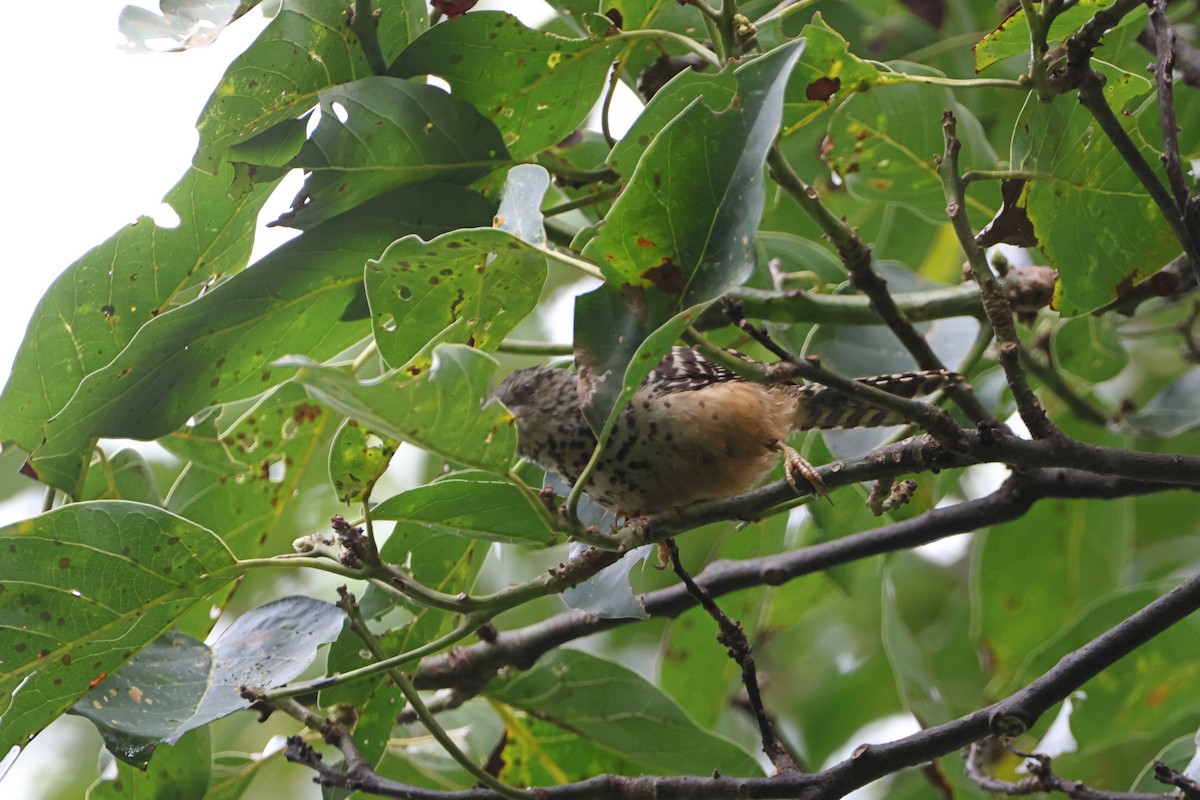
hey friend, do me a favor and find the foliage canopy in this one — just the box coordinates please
[3,1,1200,799]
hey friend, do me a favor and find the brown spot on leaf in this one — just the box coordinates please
[294,403,322,423]
[636,236,655,249]
[642,259,686,295]
[805,76,841,101]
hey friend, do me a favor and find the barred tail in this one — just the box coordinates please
[788,369,963,431]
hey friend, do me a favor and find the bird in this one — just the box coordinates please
[492,346,960,516]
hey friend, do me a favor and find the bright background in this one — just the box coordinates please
[2,7,277,795]
[2,3,278,389]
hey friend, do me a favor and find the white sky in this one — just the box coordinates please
[1,2,281,387]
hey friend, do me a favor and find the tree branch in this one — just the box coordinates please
[291,556,1200,799]
[939,111,1061,441]
[666,538,797,774]
[765,144,996,427]
[415,469,1185,694]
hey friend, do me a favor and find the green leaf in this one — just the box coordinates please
[328,419,400,504]
[26,185,493,495]
[608,71,737,179]
[0,502,236,754]
[73,597,344,767]
[205,749,278,800]
[497,715,647,785]
[1012,61,1178,315]
[975,0,1146,73]
[781,14,881,136]
[391,11,621,158]
[295,345,516,473]
[372,473,555,545]
[280,77,509,230]
[366,227,548,368]
[1128,369,1200,436]
[87,727,211,800]
[1051,315,1129,383]
[575,41,805,424]
[193,0,375,173]
[1012,585,1200,752]
[485,649,761,777]
[584,41,805,300]
[823,69,998,222]
[880,571,952,726]
[974,497,1132,692]
[226,114,310,169]
[80,449,163,505]
[376,0,429,64]
[164,382,336,559]
[0,161,278,455]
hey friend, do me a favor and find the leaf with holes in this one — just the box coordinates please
[193,0,376,172]
[975,0,1146,73]
[294,345,516,474]
[0,160,279,456]
[163,383,336,560]
[0,502,236,755]
[26,186,494,496]
[780,14,881,136]
[278,77,508,230]
[391,11,621,158]
[366,228,547,368]
[328,418,400,505]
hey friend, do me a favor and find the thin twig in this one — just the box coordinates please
[289,547,1200,799]
[414,469,1186,695]
[1148,1,1190,211]
[1018,344,1111,427]
[765,144,996,427]
[665,538,797,774]
[939,111,1061,440]
[964,741,1170,799]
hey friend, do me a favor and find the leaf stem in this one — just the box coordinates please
[495,339,573,356]
[266,615,483,701]
[608,29,722,69]
[543,186,620,218]
[535,245,604,280]
[872,71,1028,91]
